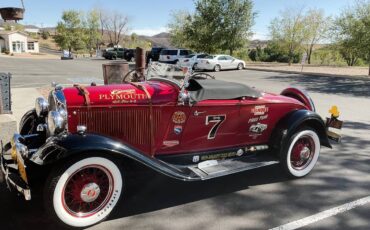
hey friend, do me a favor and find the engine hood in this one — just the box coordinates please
[63,80,179,107]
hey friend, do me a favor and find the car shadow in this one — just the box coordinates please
[0,164,289,229]
[110,164,287,219]
[264,73,370,98]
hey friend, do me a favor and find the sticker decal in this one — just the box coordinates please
[193,155,200,163]
[249,123,268,134]
[206,115,226,139]
[251,105,269,116]
[174,125,183,135]
[248,114,269,123]
[163,140,180,147]
[172,111,187,124]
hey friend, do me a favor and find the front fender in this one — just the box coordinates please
[270,110,331,150]
[29,133,196,181]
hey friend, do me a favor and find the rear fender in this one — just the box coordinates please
[281,88,316,111]
[270,110,331,151]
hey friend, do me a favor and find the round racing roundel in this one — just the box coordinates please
[172,111,187,124]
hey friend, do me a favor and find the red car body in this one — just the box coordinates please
[64,81,307,156]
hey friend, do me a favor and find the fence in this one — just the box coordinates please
[0,73,11,114]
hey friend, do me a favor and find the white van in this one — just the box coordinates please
[159,49,193,64]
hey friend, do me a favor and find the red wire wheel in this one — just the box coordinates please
[290,136,315,170]
[62,165,114,218]
[45,156,123,228]
[282,129,321,178]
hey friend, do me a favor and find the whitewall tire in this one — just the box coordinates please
[46,156,123,228]
[281,129,320,178]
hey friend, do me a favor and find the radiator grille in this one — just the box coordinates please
[78,107,161,145]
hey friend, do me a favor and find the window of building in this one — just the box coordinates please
[28,42,34,50]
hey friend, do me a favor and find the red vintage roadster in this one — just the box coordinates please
[0,65,341,228]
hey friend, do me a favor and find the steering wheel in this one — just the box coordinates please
[122,69,145,83]
[190,73,215,80]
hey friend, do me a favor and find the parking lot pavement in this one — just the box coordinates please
[0,57,369,230]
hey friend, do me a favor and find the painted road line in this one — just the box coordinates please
[270,195,370,230]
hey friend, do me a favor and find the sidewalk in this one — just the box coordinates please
[12,88,42,126]
[246,62,369,78]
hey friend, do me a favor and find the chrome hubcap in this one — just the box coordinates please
[300,146,311,160]
[80,183,101,203]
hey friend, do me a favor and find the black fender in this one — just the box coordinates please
[30,133,197,181]
[270,110,331,151]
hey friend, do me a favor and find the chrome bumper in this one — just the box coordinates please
[0,135,31,201]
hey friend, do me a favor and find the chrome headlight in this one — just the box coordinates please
[47,110,67,135]
[35,97,49,117]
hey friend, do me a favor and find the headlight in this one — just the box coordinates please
[35,97,49,117]
[47,110,66,135]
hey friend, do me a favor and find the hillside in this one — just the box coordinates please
[138,32,173,48]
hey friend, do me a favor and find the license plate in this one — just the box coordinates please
[326,117,343,142]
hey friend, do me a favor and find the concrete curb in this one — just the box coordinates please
[246,67,370,80]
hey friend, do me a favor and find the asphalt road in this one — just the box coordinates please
[0,57,369,230]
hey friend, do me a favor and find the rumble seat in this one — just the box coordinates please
[186,79,261,102]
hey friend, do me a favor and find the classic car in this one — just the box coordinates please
[0,65,341,228]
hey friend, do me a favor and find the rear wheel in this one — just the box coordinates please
[44,156,123,228]
[280,128,320,178]
[214,64,221,72]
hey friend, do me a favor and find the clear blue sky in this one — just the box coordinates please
[0,0,354,38]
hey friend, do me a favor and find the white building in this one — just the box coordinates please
[0,30,39,54]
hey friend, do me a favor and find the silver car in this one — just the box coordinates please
[197,55,246,72]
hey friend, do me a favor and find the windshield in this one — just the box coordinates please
[146,62,185,86]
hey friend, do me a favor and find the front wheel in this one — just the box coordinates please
[214,64,221,72]
[237,63,244,70]
[44,156,123,228]
[280,128,320,178]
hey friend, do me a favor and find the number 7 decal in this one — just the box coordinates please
[206,115,226,139]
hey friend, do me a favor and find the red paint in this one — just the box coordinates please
[63,80,309,156]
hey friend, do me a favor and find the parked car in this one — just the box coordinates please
[197,55,246,72]
[0,66,342,228]
[159,48,193,64]
[124,49,135,62]
[102,47,126,60]
[178,53,208,70]
[147,47,165,63]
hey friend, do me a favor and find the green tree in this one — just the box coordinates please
[269,8,306,65]
[84,10,101,56]
[168,0,255,54]
[219,0,255,55]
[333,1,370,74]
[55,10,85,56]
[303,9,330,64]
[168,10,193,48]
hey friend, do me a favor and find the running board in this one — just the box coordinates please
[187,155,279,180]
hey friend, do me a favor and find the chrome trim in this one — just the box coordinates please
[48,110,67,136]
[47,87,68,135]
[35,97,49,117]
[1,142,31,201]
[300,88,316,112]
[77,125,87,134]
